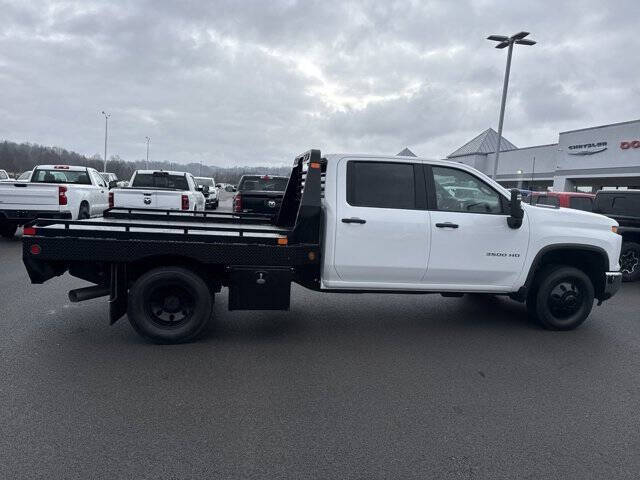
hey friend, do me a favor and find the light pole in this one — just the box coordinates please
[487,32,536,179]
[145,136,151,169]
[101,111,111,172]
[517,169,524,189]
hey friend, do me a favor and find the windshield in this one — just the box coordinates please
[18,171,31,180]
[100,173,117,182]
[31,169,91,184]
[132,173,189,190]
[238,176,288,192]
[0,171,8,180]
[195,177,214,187]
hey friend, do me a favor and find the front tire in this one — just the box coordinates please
[620,241,640,282]
[127,267,213,344]
[527,265,594,331]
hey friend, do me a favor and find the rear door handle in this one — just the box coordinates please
[435,222,459,229]
[342,217,366,224]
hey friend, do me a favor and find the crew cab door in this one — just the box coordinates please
[333,158,430,285]
[423,165,529,289]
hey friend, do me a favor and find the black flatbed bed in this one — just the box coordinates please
[22,150,325,325]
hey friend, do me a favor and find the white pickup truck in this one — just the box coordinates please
[110,170,206,212]
[23,150,623,344]
[0,165,110,238]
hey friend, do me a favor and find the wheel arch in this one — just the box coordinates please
[520,244,609,301]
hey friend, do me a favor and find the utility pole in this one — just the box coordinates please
[101,111,111,172]
[145,136,151,169]
[486,32,536,179]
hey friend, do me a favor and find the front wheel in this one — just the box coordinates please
[127,266,213,344]
[527,265,594,331]
[620,241,640,282]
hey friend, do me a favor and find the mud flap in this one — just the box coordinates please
[109,263,128,324]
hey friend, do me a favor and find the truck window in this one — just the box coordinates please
[432,167,502,214]
[535,195,560,207]
[132,173,189,190]
[31,169,92,184]
[0,171,7,180]
[238,176,288,192]
[347,161,415,209]
[569,197,593,211]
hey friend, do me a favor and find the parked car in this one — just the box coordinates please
[22,150,622,344]
[233,174,289,214]
[0,165,110,238]
[194,176,219,210]
[0,169,9,181]
[109,170,206,212]
[593,190,640,282]
[526,191,596,211]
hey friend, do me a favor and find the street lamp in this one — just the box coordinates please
[487,31,536,180]
[101,111,111,173]
[145,136,151,169]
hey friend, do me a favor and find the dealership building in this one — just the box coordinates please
[447,119,640,192]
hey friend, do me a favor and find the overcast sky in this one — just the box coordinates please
[1,0,639,166]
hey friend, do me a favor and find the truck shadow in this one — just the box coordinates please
[202,291,539,345]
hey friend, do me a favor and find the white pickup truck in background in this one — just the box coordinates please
[0,165,110,238]
[110,170,206,212]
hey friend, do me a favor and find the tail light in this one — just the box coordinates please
[233,193,242,213]
[108,191,114,209]
[181,194,189,210]
[58,186,68,206]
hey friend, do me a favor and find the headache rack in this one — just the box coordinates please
[24,149,325,246]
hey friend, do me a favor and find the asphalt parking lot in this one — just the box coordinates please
[2,215,640,478]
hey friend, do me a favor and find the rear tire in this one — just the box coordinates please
[127,266,213,344]
[620,241,640,282]
[0,222,18,239]
[526,265,594,331]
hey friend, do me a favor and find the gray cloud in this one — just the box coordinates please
[0,0,638,166]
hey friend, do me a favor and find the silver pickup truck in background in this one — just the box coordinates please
[109,170,206,212]
[0,165,110,238]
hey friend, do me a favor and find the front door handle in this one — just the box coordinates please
[342,217,366,224]
[435,222,459,229]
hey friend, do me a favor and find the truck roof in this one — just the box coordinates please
[36,165,90,172]
[134,170,188,176]
[596,189,640,196]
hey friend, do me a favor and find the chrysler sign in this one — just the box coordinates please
[567,141,608,155]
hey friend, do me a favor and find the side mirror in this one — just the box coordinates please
[108,180,118,189]
[507,189,524,229]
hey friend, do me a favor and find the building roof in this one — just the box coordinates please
[397,147,417,157]
[448,128,517,158]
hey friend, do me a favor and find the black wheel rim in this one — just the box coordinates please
[144,283,195,329]
[547,279,584,319]
[620,249,639,275]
